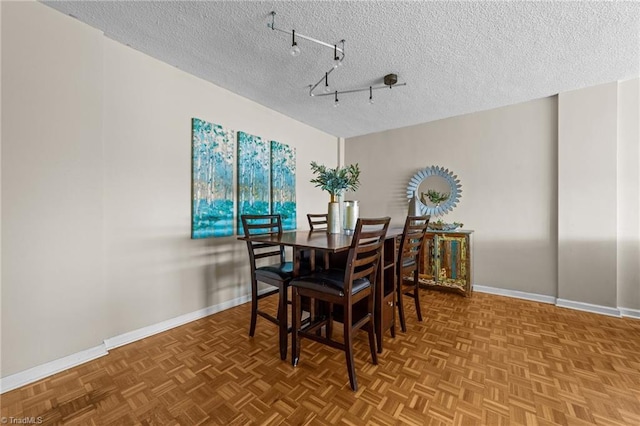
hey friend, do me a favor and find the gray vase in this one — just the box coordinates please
[327,202,341,234]
[408,191,421,216]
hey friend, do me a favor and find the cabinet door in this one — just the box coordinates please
[420,234,437,282]
[434,234,469,291]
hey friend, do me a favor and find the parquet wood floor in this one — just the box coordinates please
[2,291,640,425]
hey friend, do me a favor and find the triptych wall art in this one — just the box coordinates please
[191,117,296,239]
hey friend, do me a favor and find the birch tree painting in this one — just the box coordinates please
[270,140,296,230]
[191,118,235,238]
[237,131,270,233]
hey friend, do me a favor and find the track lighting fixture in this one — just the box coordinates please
[334,91,339,108]
[268,11,406,106]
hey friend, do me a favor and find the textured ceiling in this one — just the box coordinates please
[43,1,640,138]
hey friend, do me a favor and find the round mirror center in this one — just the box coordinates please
[418,176,451,208]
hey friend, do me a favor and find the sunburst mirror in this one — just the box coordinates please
[406,166,462,216]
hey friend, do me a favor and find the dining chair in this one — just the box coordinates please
[304,213,330,270]
[241,214,294,360]
[396,215,430,332]
[307,213,328,230]
[291,217,390,391]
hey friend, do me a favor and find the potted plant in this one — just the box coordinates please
[310,161,360,233]
[310,161,360,201]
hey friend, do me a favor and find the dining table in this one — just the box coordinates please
[240,226,404,354]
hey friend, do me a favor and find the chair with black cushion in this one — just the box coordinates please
[241,214,294,360]
[291,217,390,391]
[396,215,430,332]
[304,213,330,270]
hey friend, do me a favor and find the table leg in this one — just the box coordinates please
[375,242,384,353]
[375,235,398,353]
[279,283,288,360]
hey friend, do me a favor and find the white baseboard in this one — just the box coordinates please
[474,285,557,304]
[555,298,621,317]
[1,291,261,394]
[619,307,640,319]
[474,285,634,319]
[104,293,252,350]
[0,345,108,394]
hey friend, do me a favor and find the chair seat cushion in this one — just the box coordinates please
[290,268,371,297]
[255,262,295,281]
[255,261,312,282]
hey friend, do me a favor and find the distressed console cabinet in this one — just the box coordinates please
[418,230,474,296]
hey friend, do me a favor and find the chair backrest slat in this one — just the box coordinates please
[307,213,328,231]
[241,214,285,267]
[397,215,430,268]
[343,217,391,296]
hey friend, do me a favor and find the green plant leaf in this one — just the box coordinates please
[309,161,360,197]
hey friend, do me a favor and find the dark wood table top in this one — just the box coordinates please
[238,227,404,252]
[239,230,352,252]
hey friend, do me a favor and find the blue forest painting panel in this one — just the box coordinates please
[237,131,270,233]
[191,118,235,238]
[271,140,296,230]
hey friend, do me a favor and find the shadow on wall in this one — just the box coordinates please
[202,236,251,307]
[557,239,618,307]
[474,237,628,310]
[105,228,250,335]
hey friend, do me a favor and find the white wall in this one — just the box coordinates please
[617,78,640,310]
[2,1,107,377]
[347,80,639,311]
[558,83,618,307]
[1,1,336,378]
[101,39,336,337]
[346,97,558,297]
[0,0,4,374]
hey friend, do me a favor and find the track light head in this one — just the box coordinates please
[333,44,343,69]
[290,30,300,56]
[324,72,331,93]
